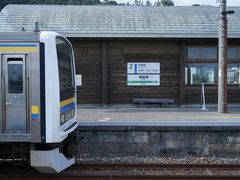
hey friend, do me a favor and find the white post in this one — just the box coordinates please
[201,83,207,111]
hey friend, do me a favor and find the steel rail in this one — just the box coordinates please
[1,163,240,179]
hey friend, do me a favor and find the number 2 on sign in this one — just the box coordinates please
[129,64,133,69]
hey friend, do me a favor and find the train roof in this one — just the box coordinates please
[0,5,240,38]
[0,32,39,42]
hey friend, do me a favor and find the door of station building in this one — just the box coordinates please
[2,55,27,133]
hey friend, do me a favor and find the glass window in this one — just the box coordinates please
[8,59,23,94]
[186,64,201,84]
[185,46,240,85]
[201,64,218,84]
[187,47,200,59]
[202,48,217,59]
[56,37,74,100]
[227,64,239,84]
[56,37,75,125]
[228,48,238,59]
[185,64,218,84]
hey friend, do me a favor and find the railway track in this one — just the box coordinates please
[1,163,240,179]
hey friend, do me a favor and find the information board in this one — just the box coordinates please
[75,74,82,86]
[127,63,160,74]
[127,75,160,86]
[127,62,160,86]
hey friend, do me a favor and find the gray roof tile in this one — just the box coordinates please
[0,5,240,38]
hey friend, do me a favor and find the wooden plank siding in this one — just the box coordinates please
[70,40,102,104]
[69,38,240,105]
[107,40,181,104]
[185,85,240,104]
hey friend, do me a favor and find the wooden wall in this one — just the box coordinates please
[107,40,180,104]
[70,39,181,104]
[69,38,240,105]
[185,85,240,104]
[71,40,102,104]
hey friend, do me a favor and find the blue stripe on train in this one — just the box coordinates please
[60,102,75,114]
[32,114,39,118]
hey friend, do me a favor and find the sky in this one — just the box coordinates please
[117,0,240,6]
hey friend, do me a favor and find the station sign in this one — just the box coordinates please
[127,62,160,86]
[127,74,160,86]
[127,63,160,74]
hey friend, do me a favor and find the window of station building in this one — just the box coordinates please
[228,47,238,60]
[202,47,217,59]
[185,47,240,85]
[226,47,240,84]
[187,47,200,59]
[186,47,217,61]
[227,64,240,84]
[185,64,218,84]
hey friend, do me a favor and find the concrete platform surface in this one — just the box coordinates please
[77,106,240,127]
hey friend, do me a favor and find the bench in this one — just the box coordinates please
[133,98,175,108]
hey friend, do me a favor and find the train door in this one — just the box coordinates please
[2,55,28,134]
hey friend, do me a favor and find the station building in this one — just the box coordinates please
[0,5,240,106]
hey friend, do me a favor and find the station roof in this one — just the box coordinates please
[0,5,240,38]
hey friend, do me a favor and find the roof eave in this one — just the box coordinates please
[64,33,240,39]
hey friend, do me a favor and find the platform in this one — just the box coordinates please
[76,106,240,166]
[77,106,240,129]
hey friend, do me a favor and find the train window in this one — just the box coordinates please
[8,59,23,94]
[56,37,75,124]
[56,37,75,101]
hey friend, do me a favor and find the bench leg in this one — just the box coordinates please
[139,102,145,108]
[161,103,169,108]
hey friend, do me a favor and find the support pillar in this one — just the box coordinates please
[102,41,107,106]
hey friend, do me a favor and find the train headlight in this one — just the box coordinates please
[71,109,75,118]
[60,114,65,124]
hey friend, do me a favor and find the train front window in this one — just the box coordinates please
[56,38,74,92]
[56,37,75,125]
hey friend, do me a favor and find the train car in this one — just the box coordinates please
[0,31,78,173]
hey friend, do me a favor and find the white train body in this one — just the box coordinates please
[41,32,77,143]
[0,31,78,173]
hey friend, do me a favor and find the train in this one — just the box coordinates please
[0,31,78,173]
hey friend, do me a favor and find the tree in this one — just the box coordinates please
[66,0,80,5]
[134,0,143,6]
[0,0,118,11]
[29,0,45,4]
[153,0,161,6]
[102,0,117,5]
[161,0,174,6]
[0,0,30,10]
[145,0,152,6]
[86,0,101,5]
[191,4,201,6]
